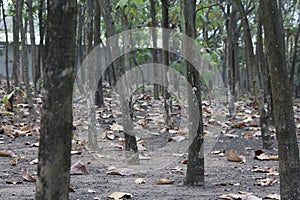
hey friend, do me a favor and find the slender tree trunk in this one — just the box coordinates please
[0,0,10,92]
[260,1,300,199]
[290,23,300,94]
[235,0,272,149]
[20,1,36,124]
[13,0,21,87]
[150,0,159,100]
[94,0,104,107]
[86,0,99,150]
[184,0,204,186]
[27,0,37,96]
[162,0,172,128]
[35,0,77,199]
[98,0,138,155]
[37,0,44,93]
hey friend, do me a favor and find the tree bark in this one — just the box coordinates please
[260,1,300,199]
[35,1,77,199]
[0,0,10,92]
[184,0,204,186]
[13,0,21,87]
[37,0,45,93]
[98,0,138,155]
[27,0,38,96]
[234,0,272,149]
[94,0,104,107]
[162,0,172,128]
[150,0,159,100]
[20,0,36,124]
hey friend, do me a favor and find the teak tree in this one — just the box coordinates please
[184,0,205,186]
[260,0,300,199]
[36,0,77,199]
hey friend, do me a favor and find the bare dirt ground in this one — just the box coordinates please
[1,85,300,200]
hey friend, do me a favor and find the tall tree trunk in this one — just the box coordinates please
[0,0,10,92]
[35,0,77,199]
[20,1,36,124]
[86,0,98,150]
[260,1,300,199]
[98,0,138,155]
[13,0,21,87]
[162,0,172,128]
[27,0,37,96]
[150,0,159,100]
[94,0,104,107]
[226,2,238,117]
[184,0,204,186]
[234,0,272,149]
[289,23,300,94]
[37,0,44,93]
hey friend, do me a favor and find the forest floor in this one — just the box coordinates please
[0,83,300,200]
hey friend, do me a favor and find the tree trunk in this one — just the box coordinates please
[35,1,77,199]
[94,0,104,107]
[184,0,204,186]
[86,0,99,150]
[150,0,159,100]
[0,0,10,92]
[234,0,272,149]
[162,0,172,128]
[27,0,37,96]
[37,0,44,93]
[260,1,300,199]
[20,1,36,124]
[98,0,138,155]
[13,0,21,87]
[289,23,300,94]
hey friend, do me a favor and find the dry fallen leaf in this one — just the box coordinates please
[135,178,146,184]
[107,192,133,200]
[70,160,88,175]
[168,135,185,142]
[155,178,174,185]
[106,166,136,176]
[256,177,277,187]
[265,193,280,200]
[22,169,36,182]
[0,150,12,157]
[6,180,23,185]
[226,150,242,162]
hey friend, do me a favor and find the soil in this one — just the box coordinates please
[1,88,300,200]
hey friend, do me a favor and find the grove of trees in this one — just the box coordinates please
[0,0,299,199]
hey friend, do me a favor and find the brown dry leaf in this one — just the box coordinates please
[0,150,12,157]
[256,177,277,187]
[21,125,30,132]
[265,194,280,200]
[177,128,189,135]
[226,150,242,162]
[0,126,12,135]
[135,178,146,184]
[110,143,124,150]
[10,158,18,166]
[255,153,278,161]
[107,192,133,200]
[70,160,88,175]
[6,180,23,185]
[252,166,279,175]
[106,166,136,176]
[22,169,36,182]
[155,178,174,185]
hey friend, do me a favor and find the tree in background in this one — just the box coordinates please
[35,0,77,199]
